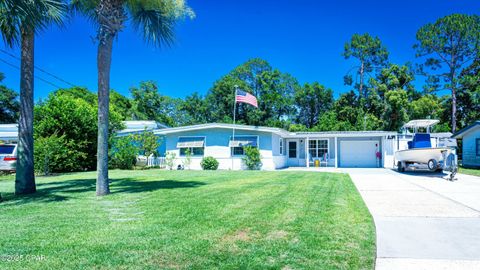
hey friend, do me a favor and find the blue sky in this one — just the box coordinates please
[0,0,479,100]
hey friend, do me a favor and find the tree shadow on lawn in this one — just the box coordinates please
[1,178,206,206]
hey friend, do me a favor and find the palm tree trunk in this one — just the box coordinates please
[15,28,36,195]
[96,33,114,196]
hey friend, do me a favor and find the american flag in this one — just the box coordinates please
[235,90,258,108]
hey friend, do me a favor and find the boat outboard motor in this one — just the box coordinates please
[442,150,458,181]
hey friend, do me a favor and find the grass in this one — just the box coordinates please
[459,166,480,177]
[0,170,375,269]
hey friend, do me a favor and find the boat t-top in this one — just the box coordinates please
[394,119,457,175]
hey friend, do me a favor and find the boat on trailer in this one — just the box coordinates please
[394,120,457,176]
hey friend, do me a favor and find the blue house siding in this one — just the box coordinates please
[162,128,285,170]
[462,128,480,168]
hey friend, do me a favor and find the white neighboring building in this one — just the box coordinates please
[0,124,18,143]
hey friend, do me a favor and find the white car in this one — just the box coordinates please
[0,144,17,172]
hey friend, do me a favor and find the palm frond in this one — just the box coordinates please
[127,1,175,47]
[0,0,68,47]
[70,0,100,27]
[126,0,194,48]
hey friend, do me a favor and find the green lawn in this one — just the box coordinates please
[0,170,375,269]
[459,166,480,177]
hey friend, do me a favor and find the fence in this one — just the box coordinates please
[147,155,166,169]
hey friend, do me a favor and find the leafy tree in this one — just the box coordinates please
[334,91,361,127]
[456,58,480,128]
[414,14,480,132]
[205,58,298,127]
[288,123,308,132]
[410,94,443,120]
[110,90,133,120]
[343,33,389,98]
[180,92,210,124]
[34,90,124,171]
[55,86,97,104]
[130,81,182,126]
[384,89,409,131]
[369,64,419,101]
[0,0,67,194]
[295,82,334,128]
[132,129,161,157]
[0,73,19,123]
[313,111,343,131]
[73,0,194,196]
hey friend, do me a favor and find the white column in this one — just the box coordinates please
[306,137,309,168]
[334,137,338,168]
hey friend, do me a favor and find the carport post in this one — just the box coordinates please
[334,137,338,168]
[306,137,309,168]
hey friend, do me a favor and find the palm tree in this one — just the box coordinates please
[73,0,194,195]
[0,0,67,194]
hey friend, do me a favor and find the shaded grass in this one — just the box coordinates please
[0,170,375,269]
[459,166,480,177]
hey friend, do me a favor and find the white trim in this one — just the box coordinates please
[306,137,310,168]
[307,138,329,159]
[279,138,284,155]
[334,137,338,168]
[154,123,289,137]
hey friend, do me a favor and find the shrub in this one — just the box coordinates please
[165,152,177,170]
[242,146,262,170]
[109,135,138,170]
[201,156,219,170]
[34,134,86,175]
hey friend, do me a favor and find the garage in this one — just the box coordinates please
[339,140,379,168]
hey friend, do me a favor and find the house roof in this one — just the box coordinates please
[452,121,480,139]
[152,123,397,138]
[291,130,397,138]
[153,123,291,136]
[117,121,169,136]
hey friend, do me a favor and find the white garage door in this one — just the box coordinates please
[340,140,378,168]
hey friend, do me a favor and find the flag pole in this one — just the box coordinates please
[232,85,238,170]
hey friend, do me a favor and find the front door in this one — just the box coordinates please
[287,140,299,166]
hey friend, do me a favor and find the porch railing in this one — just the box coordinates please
[147,155,166,169]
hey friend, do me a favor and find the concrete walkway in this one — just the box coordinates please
[347,169,480,270]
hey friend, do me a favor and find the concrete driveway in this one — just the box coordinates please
[348,169,480,270]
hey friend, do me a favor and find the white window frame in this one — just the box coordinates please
[308,139,329,159]
[177,136,206,157]
[230,135,259,157]
[279,138,284,155]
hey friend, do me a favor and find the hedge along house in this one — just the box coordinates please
[149,123,403,170]
[452,121,480,168]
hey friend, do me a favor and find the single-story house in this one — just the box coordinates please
[2,120,456,170]
[149,123,397,170]
[452,121,480,168]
